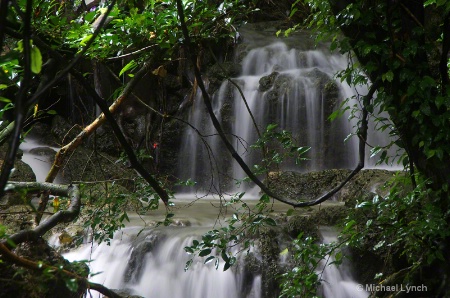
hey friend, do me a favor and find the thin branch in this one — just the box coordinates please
[106,44,157,60]
[176,0,374,207]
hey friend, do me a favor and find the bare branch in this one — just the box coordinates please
[106,44,157,61]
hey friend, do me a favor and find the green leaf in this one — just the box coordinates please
[119,60,137,77]
[184,259,193,271]
[266,123,278,131]
[30,45,42,74]
[223,261,231,271]
[382,70,394,82]
[85,11,97,23]
[280,247,289,256]
[64,278,78,292]
[373,240,385,250]
[264,218,277,226]
[260,194,270,203]
[79,34,93,46]
[184,246,194,254]
[286,209,294,216]
[199,248,212,257]
[204,256,215,264]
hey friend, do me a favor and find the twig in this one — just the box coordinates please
[106,44,157,60]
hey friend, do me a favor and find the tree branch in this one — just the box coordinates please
[2,182,80,248]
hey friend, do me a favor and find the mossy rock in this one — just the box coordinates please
[266,169,395,206]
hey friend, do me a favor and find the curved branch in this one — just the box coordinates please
[2,182,80,248]
[176,0,376,207]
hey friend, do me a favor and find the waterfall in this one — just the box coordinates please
[63,215,368,298]
[318,227,369,298]
[64,225,261,298]
[176,27,394,193]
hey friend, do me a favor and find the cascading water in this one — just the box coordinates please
[177,26,393,193]
[62,207,367,298]
[59,26,392,298]
[318,227,369,298]
[63,210,263,298]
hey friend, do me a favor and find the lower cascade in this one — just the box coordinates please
[62,207,368,298]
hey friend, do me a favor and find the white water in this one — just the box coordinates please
[64,225,259,298]
[177,29,398,193]
[318,227,369,298]
[20,138,64,183]
[60,200,366,298]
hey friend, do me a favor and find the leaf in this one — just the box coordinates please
[199,248,212,257]
[119,60,137,77]
[79,34,93,46]
[64,278,78,292]
[184,259,193,272]
[30,45,42,74]
[286,208,294,216]
[204,256,215,264]
[279,247,289,256]
[85,11,97,23]
[266,123,278,131]
[382,70,394,82]
[259,194,270,203]
[373,240,385,250]
[152,65,167,77]
[184,246,194,254]
[264,217,277,226]
[223,261,231,271]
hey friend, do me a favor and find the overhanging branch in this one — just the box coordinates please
[176,0,377,207]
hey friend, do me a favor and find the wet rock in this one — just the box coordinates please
[259,71,279,92]
[124,230,165,283]
[207,61,241,93]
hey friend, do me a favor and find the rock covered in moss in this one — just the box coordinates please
[266,169,394,206]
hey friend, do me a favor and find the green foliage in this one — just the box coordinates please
[184,192,278,272]
[81,178,171,244]
[279,233,341,298]
[249,124,310,177]
[343,173,450,281]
